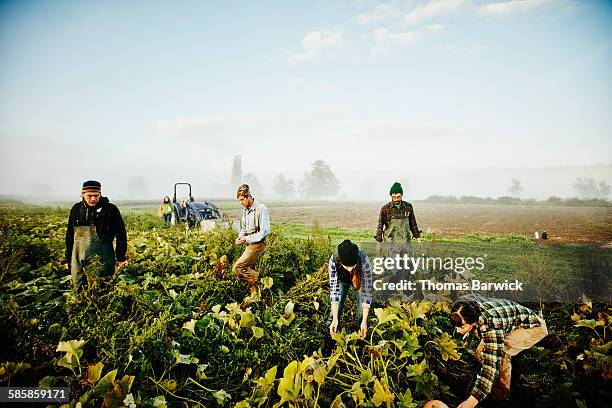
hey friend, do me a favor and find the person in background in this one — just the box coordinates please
[233,184,270,297]
[375,181,421,246]
[158,195,173,225]
[65,180,128,292]
[374,181,422,300]
[451,294,548,407]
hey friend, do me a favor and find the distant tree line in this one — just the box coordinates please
[422,195,612,207]
[573,177,611,200]
[230,156,340,198]
[506,177,610,200]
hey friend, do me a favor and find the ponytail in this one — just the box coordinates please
[351,268,361,291]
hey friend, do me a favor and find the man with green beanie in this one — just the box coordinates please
[375,181,421,245]
[64,180,128,292]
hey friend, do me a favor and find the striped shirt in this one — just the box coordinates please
[461,294,543,401]
[328,250,373,308]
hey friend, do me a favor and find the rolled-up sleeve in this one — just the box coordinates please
[471,328,505,401]
[408,204,420,239]
[328,256,340,304]
[375,207,386,241]
[360,254,373,307]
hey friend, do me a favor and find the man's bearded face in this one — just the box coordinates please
[391,193,402,205]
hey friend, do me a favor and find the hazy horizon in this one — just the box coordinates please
[1,1,611,201]
[2,163,611,203]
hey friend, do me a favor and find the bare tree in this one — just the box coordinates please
[573,177,599,199]
[273,174,295,197]
[598,181,611,199]
[507,178,523,197]
[230,155,243,187]
[299,160,340,198]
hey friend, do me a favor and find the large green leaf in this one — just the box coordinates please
[359,368,375,384]
[406,359,427,378]
[252,326,264,339]
[182,319,197,333]
[436,332,461,361]
[240,310,256,328]
[90,369,118,398]
[254,365,277,401]
[213,389,231,405]
[261,276,274,290]
[56,339,86,368]
[351,382,365,405]
[276,360,299,405]
[103,375,135,408]
[86,362,104,383]
[313,366,327,384]
[374,308,398,325]
[396,388,417,408]
[371,379,395,407]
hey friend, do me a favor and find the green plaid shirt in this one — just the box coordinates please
[461,295,543,401]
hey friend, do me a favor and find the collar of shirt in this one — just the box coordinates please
[245,199,259,213]
[478,316,489,332]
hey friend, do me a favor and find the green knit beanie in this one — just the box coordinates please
[389,182,403,195]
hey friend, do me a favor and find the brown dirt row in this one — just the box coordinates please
[227,203,612,245]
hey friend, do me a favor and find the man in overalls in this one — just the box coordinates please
[374,182,421,298]
[233,184,270,297]
[375,181,421,252]
[64,180,128,292]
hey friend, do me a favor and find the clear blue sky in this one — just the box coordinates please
[0,0,610,199]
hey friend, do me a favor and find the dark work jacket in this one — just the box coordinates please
[65,197,127,262]
[375,200,420,241]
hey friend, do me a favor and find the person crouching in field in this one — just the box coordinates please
[327,240,374,340]
[64,180,128,292]
[233,184,270,297]
[451,294,548,407]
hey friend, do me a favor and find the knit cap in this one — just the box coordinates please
[82,180,101,194]
[390,182,403,195]
[338,239,359,267]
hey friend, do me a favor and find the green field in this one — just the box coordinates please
[0,205,610,407]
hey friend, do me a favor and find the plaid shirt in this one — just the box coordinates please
[375,201,420,241]
[328,250,373,308]
[461,294,543,401]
